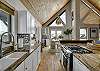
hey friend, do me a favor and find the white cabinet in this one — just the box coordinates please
[73,56,90,71]
[37,46,41,65]
[14,61,25,71]
[32,46,41,71]
[14,46,41,71]
[24,54,33,71]
[18,11,27,33]
[32,50,38,71]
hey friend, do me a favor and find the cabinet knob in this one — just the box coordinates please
[25,67,27,70]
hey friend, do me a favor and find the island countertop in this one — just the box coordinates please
[0,52,28,71]
[74,54,100,71]
[60,40,93,44]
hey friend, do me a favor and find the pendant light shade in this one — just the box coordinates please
[56,16,62,25]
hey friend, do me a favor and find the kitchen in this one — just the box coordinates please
[0,0,100,71]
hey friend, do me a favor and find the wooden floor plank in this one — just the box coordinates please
[37,47,65,71]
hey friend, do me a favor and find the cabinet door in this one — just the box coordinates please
[32,50,38,71]
[24,54,33,71]
[37,46,41,65]
[78,59,90,71]
[73,57,79,71]
[73,56,90,71]
[14,61,25,71]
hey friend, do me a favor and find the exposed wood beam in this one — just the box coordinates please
[60,18,65,25]
[80,9,91,23]
[87,0,100,11]
[81,0,100,17]
[42,0,71,27]
[0,0,15,15]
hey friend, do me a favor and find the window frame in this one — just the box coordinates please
[80,27,88,40]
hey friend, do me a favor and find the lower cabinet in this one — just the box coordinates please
[14,46,41,71]
[73,56,90,71]
[24,53,33,71]
[32,50,38,71]
[37,46,41,65]
[15,61,25,71]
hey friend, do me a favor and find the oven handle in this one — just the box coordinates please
[63,54,67,59]
[61,48,70,59]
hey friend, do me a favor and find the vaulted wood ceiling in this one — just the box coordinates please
[20,0,70,25]
[88,0,100,11]
[20,0,100,26]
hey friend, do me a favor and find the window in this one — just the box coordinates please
[57,31,62,38]
[0,10,11,40]
[60,11,66,24]
[51,31,56,39]
[80,28,87,40]
[0,20,8,34]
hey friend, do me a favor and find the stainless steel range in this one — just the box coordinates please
[61,45,93,71]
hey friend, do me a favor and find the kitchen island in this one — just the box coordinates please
[74,54,100,71]
[60,42,100,71]
[73,45,100,71]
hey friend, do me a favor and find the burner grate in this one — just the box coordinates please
[66,46,93,54]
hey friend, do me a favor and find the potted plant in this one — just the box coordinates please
[64,28,72,39]
[58,35,63,39]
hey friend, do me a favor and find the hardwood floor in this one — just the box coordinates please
[37,47,65,71]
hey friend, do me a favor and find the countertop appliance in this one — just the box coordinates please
[17,33,30,51]
[61,45,93,71]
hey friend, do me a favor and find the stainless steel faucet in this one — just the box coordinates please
[0,32,14,58]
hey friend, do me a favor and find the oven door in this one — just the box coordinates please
[63,53,70,71]
[63,53,73,71]
[63,54,68,71]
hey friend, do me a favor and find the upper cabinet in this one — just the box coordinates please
[18,11,36,33]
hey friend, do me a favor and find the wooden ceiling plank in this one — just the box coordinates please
[80,9,91,23]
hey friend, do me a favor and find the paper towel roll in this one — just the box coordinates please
[18,38,23,48]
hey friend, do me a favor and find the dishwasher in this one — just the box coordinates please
[61,46,73,71]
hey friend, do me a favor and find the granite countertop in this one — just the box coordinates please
[0,43,41,71]
[73,45,100,71]
[74,54,100,71]
[89,46,100,54]
[81,45,100,54]
[0,52,28,71]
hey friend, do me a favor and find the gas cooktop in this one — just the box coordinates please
[64,45,93,54]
